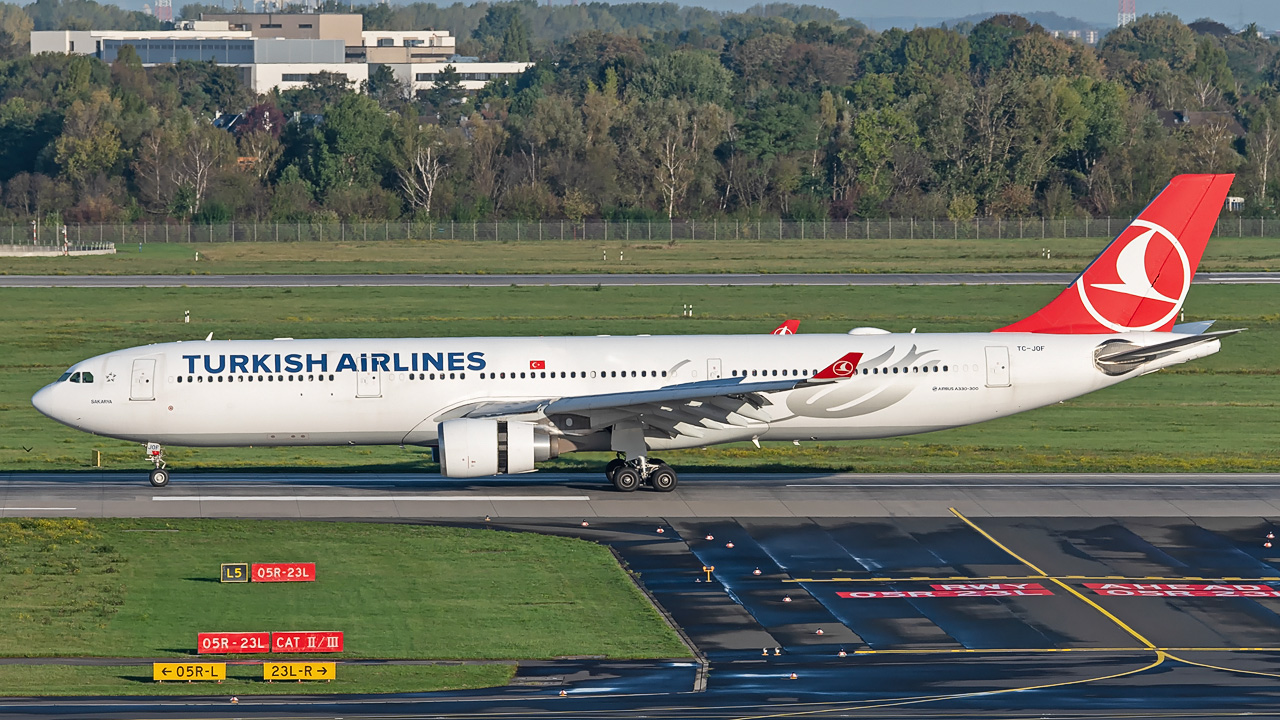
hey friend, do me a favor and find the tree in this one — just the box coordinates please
[422,65,465,124]
[0,2,33,61]
[630,50,733,106]
[363,64,410,112]
[969,14,1034,74]
[132,124,182,214]
[636,98,728,218]
[394,121,452,216]
[173,122,234,215]
[309,93,391,194]
[54,90,122,186]
[1245,97,1280,208]
[473,4,532,61]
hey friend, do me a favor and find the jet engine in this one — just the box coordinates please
[437,418,556,477]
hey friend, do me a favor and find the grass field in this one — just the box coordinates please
[3,236,1280,275]
[1,284,1275,473]
[0,663,515,696]
[0,518,687,661]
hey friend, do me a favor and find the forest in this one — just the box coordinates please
[0,1,1278,224]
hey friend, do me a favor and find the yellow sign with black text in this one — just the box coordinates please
[220,563,249,583]
[263,662,336,681]
[153,663,226,681]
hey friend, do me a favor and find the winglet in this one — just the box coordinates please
[772,320,800,335]
[813,352,863,379]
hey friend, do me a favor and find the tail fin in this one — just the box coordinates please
[997,174,1234,334]
[772,320,800,335]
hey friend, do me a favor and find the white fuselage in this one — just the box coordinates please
[31,331,1212,451]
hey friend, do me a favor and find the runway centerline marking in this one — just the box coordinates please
[949,507,1157,650]
[151,495,591,502]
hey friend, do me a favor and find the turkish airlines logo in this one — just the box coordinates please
[831,360,856,377]
[773,326,794,335]
[1075,219,1191,332]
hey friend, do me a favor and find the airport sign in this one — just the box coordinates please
[272,630,344,652]
[220,562,249,583]
[153,662,226,681]
[838,583,1054,598]
[197,631,270,653]
[263,662,335,681]
[1086,583,1280,597]
[252,562,316,582]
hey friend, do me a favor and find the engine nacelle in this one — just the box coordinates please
[437,418,554,478]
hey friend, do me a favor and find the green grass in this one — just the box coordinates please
[3,236,1280,275]
[0,663,515,696]
[0,518,689,661]
[1,284,1276,473]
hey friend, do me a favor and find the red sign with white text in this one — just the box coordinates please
[272,631,344,653]
[197,632,270,654]
[1086,583,1280,598]
[838,583,1053,599]
[252,563,315,582]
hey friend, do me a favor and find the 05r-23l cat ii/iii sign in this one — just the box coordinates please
[33,175,1241,491]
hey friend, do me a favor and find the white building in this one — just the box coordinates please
[31,27,366,93]
[31,16,527,95]
[389,60,531,92]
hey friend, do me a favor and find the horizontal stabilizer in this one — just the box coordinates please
[1096,329,1243,364]
[1172,320,1216,335]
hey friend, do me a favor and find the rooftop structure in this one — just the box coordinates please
[30,13,529,97]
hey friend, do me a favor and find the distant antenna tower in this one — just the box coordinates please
[155,0,172,22]
[1117,0,1136,27]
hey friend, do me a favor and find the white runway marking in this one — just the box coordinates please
[152,495,591,502]
[3,507,77,510]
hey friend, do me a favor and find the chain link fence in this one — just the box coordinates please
[4,217,1276,244]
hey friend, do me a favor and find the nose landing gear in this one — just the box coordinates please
[146,442,170,487]
[604,454,678,493]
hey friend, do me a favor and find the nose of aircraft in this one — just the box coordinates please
[31,384,58,420]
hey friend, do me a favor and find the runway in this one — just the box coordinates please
[7,471,1280,518]
[2,271,1279,287]
[7,472,1280,718]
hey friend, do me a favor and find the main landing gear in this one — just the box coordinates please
[146,442,170,487]
[605,455,678,493]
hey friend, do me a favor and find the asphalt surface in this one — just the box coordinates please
[8,471,1280,518]
[2,271,1279,287]
[6,472,1280,717]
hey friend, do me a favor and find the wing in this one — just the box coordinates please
[445,352,863,441]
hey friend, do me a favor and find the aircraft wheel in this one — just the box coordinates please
[149,468,170,488]
[650,465,678,492]
[604,458,626,483]
[612,467,641,492]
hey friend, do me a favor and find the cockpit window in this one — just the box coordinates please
[58,372,72,382]
[69,373,81,383]
[81,372,94,383]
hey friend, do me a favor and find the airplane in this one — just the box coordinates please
[32,174,1239,491]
